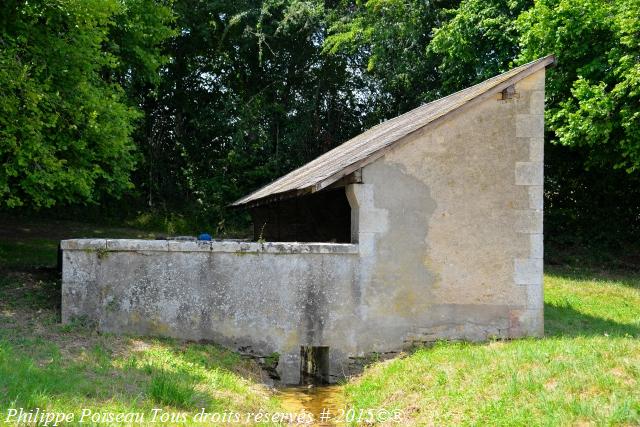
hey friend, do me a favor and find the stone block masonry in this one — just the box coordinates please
[511,67,545,336]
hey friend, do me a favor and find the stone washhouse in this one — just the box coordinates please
[61,55,554,384]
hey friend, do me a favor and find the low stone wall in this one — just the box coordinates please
[61,239,359,384]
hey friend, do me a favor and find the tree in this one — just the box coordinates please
[0,0,173,209]
[139,0,366,225]
[517,0,640,172]
[324,0,458,122]
[429,0,532,95]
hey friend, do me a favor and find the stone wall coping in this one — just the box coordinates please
[60,239,359,254]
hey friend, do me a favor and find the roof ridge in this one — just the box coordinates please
[370,56,553,130]
[233,55,555,207]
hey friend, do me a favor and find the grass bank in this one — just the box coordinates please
[0,218,281,425]
[344,267,640,425]
[2,217,639,425]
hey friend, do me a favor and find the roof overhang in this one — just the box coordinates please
[233,55,556,209]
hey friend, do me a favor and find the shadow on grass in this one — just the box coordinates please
[0,335,256,414]
[0,267,61,312]
[0,267,262,413]
[544,303,639,338]
[0,240,59,270]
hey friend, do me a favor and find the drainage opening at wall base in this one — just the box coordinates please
[300,346,330,385]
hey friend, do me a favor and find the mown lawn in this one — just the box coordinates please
[0,218,281,425]
[345,267,640,425]
[1,217,639,426]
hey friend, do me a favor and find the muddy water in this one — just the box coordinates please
[278,385,346,426]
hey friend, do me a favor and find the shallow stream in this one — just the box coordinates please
[277,384,346,426]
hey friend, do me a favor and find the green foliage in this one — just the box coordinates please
[325,0,458,118]
[517,0,640,172]
[108,0,176,93]
[1,0,639,244]
[543,144,640,247]
[510,0,640,245]
[429,0,532,94]
[0,0,173,209]
[138,0,365,225]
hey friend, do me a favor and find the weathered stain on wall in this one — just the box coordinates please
[349,69,545,346]
[62,240,359,384]
[62,69,545,384]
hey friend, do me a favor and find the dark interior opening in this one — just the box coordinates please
[300,346,330,385]
[250,188,351,243]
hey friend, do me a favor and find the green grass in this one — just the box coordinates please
[0,218,282,426]
[0,334,281,422]
[344,267,640,425]
[0,239,59,269]
[2,216,640,425]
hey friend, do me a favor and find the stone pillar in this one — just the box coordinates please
[345,182,388,256]
[510,69,545,337]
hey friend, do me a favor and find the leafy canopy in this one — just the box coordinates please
[0,0,173,208]
[518,0,640,172]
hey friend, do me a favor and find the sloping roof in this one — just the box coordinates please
[233,55,555,207]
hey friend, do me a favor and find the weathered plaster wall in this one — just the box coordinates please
[348,68,545,349]
[62,69,545,384]
[61,239,359,384]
